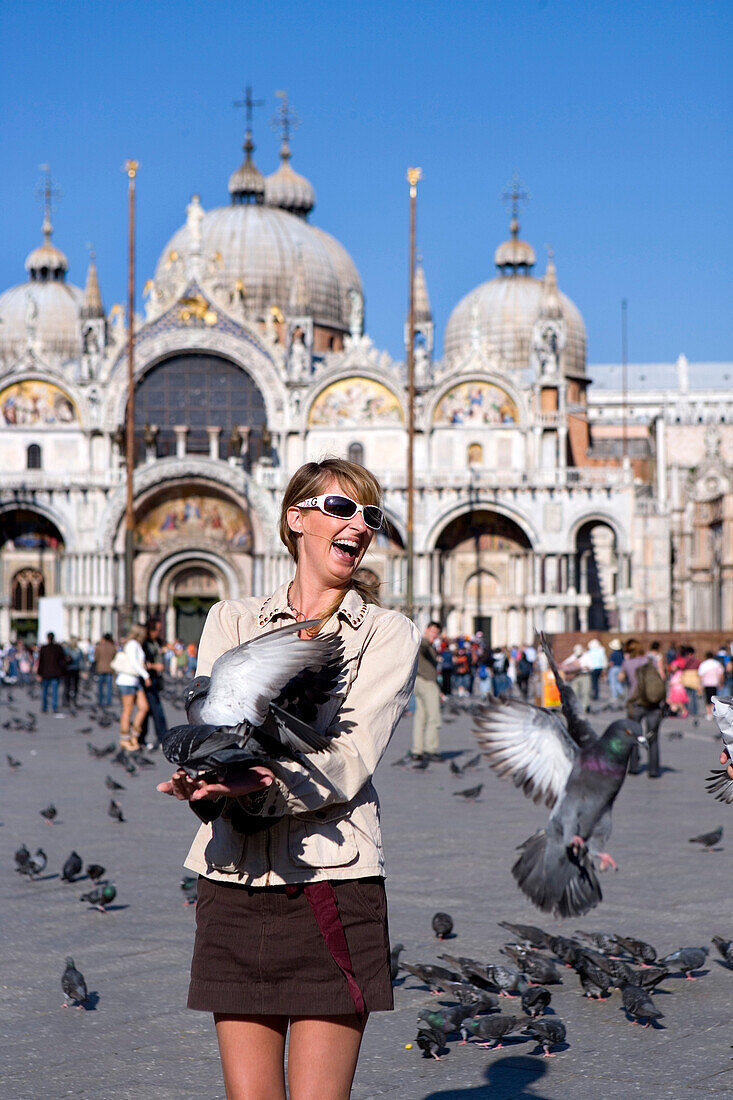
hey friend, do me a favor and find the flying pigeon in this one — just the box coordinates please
[61,851,83,882]
[461,1014,524,1049]
[87,742,115,759]
[659,946,708,979]
[6,754,21,769]
[712,936,733,967]
[105,775,126,791]
[473,634,644,917]
[705,696,733,802]
[450,753,481,775]
[521,985,551,1018]
[521,1017,566,1056]
[61,957,88,1008]
[689,826,723,851]
[432,912,453,939]
[86,863,106,883]
[80,882,116,911]
[619,981,664,1026]
[40,803,57,825]
[162,620,344,780]
[17,848,47,878]
[108,800,125,823]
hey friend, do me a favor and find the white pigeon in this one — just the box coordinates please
[705,695,733,804]
[186,619,340,728]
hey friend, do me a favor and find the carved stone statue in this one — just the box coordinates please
[347,288,364,339]
[186,194,204,251]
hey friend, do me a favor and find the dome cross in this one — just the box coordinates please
[271,90,300,153]
[502,171,530,237]
[35,164,62,242]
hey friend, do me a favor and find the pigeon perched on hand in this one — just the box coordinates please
[706,696,733,803]
[61,851,83,882]
[61,957,88,1008]
[473,634,645,917]
[432,912,453,939]
[162,620,344,780]
[689,825,723,851]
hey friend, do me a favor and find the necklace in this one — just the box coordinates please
[286,583,321,635]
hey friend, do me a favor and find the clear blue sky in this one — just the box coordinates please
[1,0,731,364]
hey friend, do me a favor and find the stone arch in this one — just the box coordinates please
[145,550,240,644]
[425,372,528,427]
[567,511,628,555]
[424,500,538,555]
[572,517,622,632]
[304,372,405,434]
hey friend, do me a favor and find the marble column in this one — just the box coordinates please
[174,425,188,458]
[206,426,221,460]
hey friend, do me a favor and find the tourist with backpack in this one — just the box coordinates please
[619,638,665,778]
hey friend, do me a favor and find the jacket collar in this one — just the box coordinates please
[258,581,368,630]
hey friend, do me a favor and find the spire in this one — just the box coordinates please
[541,246,562,319]
[413,255,432,324]
[494,172,535,275]
[25,164,69,281]
[81,246,104,319]
[229,85,265,204]
[289,244,310,314]
[265,91,315,217]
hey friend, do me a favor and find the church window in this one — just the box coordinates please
[11,568,45,612]
[348,442,364,465]
[27,444,42,469]
[133,353,267,464]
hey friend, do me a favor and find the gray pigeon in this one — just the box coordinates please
[401,962,461,992]
[14,844,30,871]
[614,936,657,965]
[61,851,83,882]
[461,1014,524,1048]
[521,1017,566,1056]
[498,921,549,949]
[473,635,645,917]
[432,912,453,939]
[163,620,344,779]
[521,985,551,1017]
[416,1024,447,1059]
[620,981,664,1026]
[501,945,562,985]
[659,946,708,978]
[108,800,125,823]
[61,957,88,1008]
[712,936,733,967]
[17,848,47,879]
[80,882,116,911]
[688,825,723,851]
[390,943,404,981]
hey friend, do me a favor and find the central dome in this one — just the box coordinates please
[156,204,361,333]
[444,217,586,376]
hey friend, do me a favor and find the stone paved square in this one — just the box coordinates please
[3,682,733,1099]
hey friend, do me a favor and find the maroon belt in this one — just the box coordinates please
[285,881,366,1015]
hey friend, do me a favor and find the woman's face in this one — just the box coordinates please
[287,477,375,587]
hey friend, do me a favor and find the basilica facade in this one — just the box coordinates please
[0,125,730,646]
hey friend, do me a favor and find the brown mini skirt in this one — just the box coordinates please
[188,875,394,1016]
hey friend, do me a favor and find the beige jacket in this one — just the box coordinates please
[183,583,420,887]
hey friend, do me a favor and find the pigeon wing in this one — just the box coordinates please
[540,632,597,749]
[705,767,733,804]
[472,695,577,807]
[201,621,339,727]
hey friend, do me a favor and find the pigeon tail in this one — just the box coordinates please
[512,829,602,918]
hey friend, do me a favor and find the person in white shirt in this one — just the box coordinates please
[115,624,151,750]
[698,651,725,721]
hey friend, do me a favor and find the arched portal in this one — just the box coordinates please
[0,509,65,642]
[133,352,267,464]
[155,559,227,646]
[435,510,533,645]
[574,520,619,631]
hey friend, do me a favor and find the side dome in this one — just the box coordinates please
[444,217,586,375]
[265,141,316,218]
[156,203,362,333]
[0,225,82,358]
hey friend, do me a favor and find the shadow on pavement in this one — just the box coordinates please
[421,1054,550,1099]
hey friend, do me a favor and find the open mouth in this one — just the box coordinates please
[331,538,360,562]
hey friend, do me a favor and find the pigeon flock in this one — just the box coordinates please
[400,911,724,1060]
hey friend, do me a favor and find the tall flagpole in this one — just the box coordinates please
[405,167,422,621]
[124,160,139,631]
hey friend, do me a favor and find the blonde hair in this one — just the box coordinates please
[123,624,146,645]
[280,458,383,625]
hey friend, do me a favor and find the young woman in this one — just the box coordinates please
[157,459,420,1100]
[115,624,150,751]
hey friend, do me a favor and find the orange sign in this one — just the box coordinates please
[540,668,561,708]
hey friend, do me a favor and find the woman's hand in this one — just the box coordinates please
[157,765,275,801]
[720,751,733,780]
